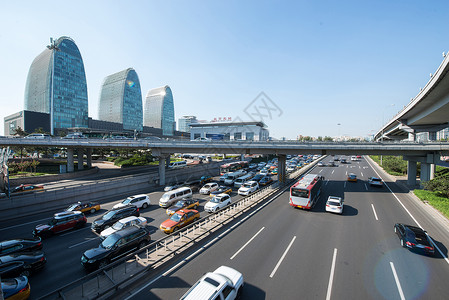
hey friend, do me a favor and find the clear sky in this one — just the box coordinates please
[1,0,448,139]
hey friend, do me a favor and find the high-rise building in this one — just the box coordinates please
[98,68,143,131]
[144,85,175,136]
[24,36,88,133]
[178,116,198,133]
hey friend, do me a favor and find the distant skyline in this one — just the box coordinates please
[1,0,448,139]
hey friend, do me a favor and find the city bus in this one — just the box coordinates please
[220,161,249,175]
[289,174,324,209]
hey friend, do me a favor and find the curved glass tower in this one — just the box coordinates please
[98,68,143,131]
[144,85,175,136]
[24,36,88,132]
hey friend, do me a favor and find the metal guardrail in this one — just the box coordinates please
[37,159,319,300]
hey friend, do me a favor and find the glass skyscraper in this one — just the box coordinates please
[98,68,143,131]
[24,36,88,132]
[144,85,175,136]
[178,116,198,133]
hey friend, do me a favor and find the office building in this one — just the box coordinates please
[144,85,175,136]
[98,68,143,131]
[178,116,198,133]
[24,36,88,133]
[190,121,269,141]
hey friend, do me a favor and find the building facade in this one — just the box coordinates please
[178,116,198,133]
[24,36,88,133]
[98,68,143,131]
[144,85,175,136]
[3,111,50,136]
[190,121,269,141]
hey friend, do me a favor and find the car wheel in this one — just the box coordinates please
[90,208,96,214]
[99,260,109,269]
[172,227,178,233]
[142,203,148,209]
[194,204,198,209]
[138,241,147,249]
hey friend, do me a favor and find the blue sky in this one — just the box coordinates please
[1,0,448,139]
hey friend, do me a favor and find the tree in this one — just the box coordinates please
[13,126,27,137]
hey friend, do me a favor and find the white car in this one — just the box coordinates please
[164,184,182,192]
[326,196,344,214]
[99,216,147,239]
[113,194,150,209]
[204,193,231,213]
[181,265,244,300]
[199,182,219,195]
[238,181,259,196]
[351,156,357,161]
[259,169,269,176]
[368,177,383,187]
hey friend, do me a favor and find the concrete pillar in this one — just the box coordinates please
[421,163,431,183]
[407,160,417,187]
[77,149,84,171]
[427,134,436,179]
[430,164,435,180]
[86,148,92,169]
[428,132,437,141]
[166,154,171,169]
[159,156,166,186]
[67,148,74,173]
[278,154,286,184]
[408,132,416,142]
[240,154,244,161]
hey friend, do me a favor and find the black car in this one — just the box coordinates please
[251,174,265,182]
[0,251,46,277]
[81,226,151,271]
[91,205,140,233]
[0,238,43,256]
[394,223,435,256]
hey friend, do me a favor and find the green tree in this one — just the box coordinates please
[13,126,27,137]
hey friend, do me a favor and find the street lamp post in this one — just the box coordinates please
[47,37,60,136]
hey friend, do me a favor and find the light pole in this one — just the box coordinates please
[47,37,60,136]
[380,104,395,165]
[337,123,341,141]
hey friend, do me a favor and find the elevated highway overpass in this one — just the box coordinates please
[1,138,449,187]
[375,53,449,141]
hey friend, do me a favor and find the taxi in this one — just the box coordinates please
[347,173,357,182]
[160,209,200,234]
[11,184,44,194]
[166,199,199,215]
[66,201,101,214]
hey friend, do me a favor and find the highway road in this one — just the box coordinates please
[123,156,449,300]
[0,167,269,299]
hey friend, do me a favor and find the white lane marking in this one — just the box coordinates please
[230,227,265,260]
[344,181,347,189]
[68,237,98,249]
[365,157,449,266]
[361,172,364,177]
[270,236,296,278]
[371,204,379,221]
[325,179,329,186]
[326,248,338,300]
[331,170,335,174]
[319,169,323,173]
[359,165,361,169]
[365,183,368,191]
[0,217,51,232]
[345,171,348,175]
[390,262,406,300]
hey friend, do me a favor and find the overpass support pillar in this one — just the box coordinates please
[421,163,431,183]
[407,161,417,187]
[158,155,168,186]
[86,148,92,169]
[166,154,171,169]
[77,149,84,171]
[278,154,286,184]
[67,148,74,173]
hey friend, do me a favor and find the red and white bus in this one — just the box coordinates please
[289,174,324,209]
[220,161,249,175]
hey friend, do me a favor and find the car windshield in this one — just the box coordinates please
[372,178,381,182]
[112,221,125,230]
[170,213,182,222]
[101,234,120,249]
[328,201,341,206]
[102,211,116,220]
[174,201,185,207]
[122,198,132,205]
[210,197,220,203]
[291,188,308,198]
[66,204,78,211]
[161,194,170,200]
[242,183,251,188]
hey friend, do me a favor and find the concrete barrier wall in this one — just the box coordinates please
[0,162,220,221]
[9,167,99,186]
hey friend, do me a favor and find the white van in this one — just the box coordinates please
[224,170,247,186]
[168,160,187,169]
[234,173,254,188]
[159,186,192,208]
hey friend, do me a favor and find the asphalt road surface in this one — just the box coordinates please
[123,156,449,300]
